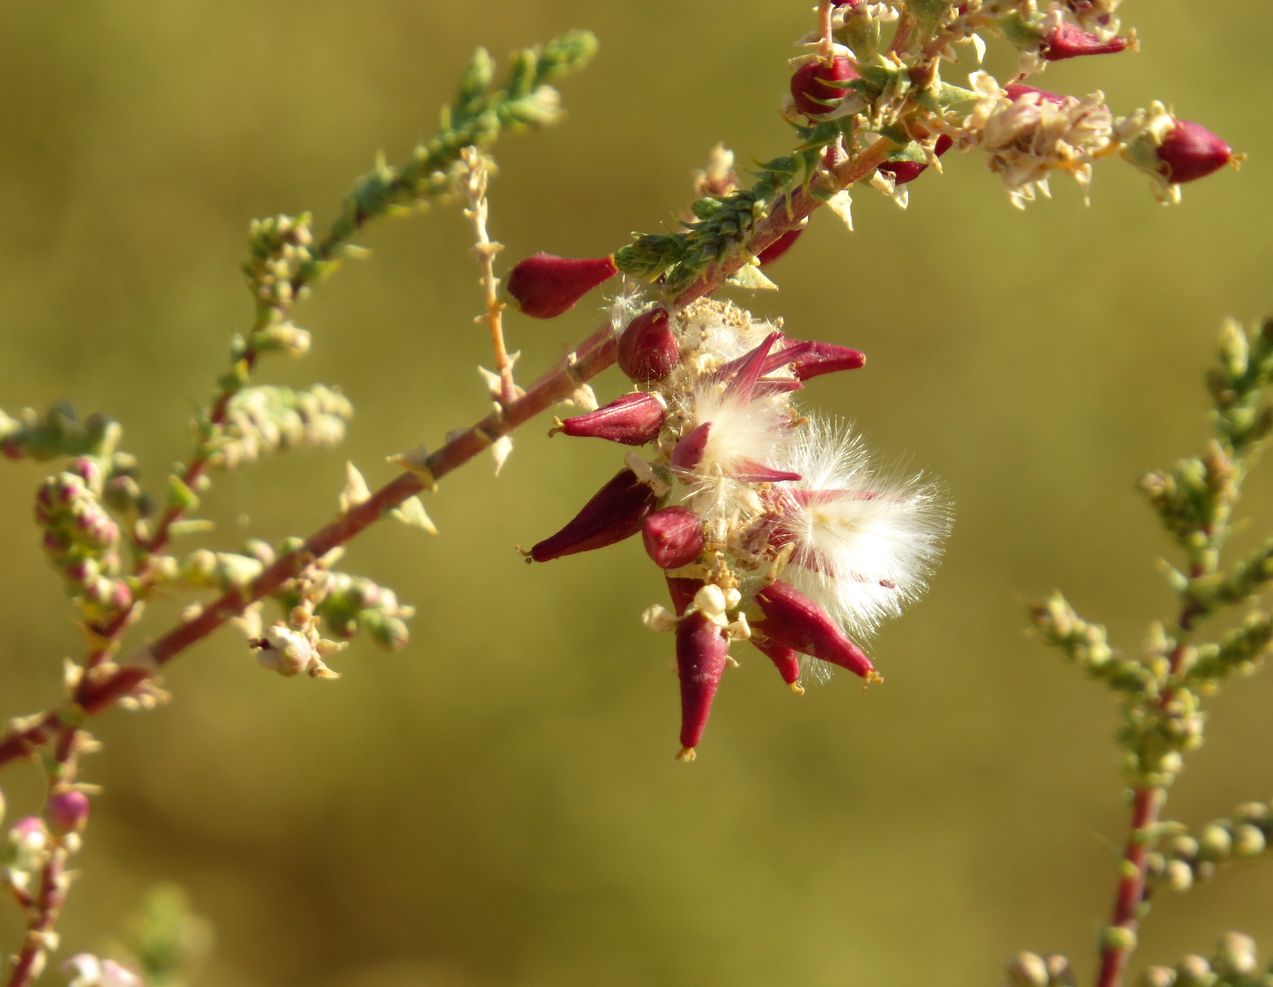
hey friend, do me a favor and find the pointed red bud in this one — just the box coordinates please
[642,507,704,569]
[756,228,804,266]
[790,57,859,117]
[670,422,711,471]
[754,582,876,679]
[529,469,658,562]
[558,392,666,446]
[506,252,618,319]
[665,576,702,617]
[676,611,730,759]
[879,134,954,186]
[1156,120,1233,184]
[1004,83,1068,107]
[618,308,680,382]
[784,339,866,381]
[751,635,802,688]
[1042,24,1130,61]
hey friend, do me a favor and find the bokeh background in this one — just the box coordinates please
[2,3,1271,985]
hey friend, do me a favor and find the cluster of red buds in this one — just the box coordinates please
[778,1,1234,212]
[507,255,950,759]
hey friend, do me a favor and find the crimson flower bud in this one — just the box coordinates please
[751,635,802,689]
[642,507,704,569]
[676,611,731,760]
[46,790,90,834]
[529,469,658,562]
[880,134,954,186]
[785,340,866,381]
[505,252,618,319]
[1042,24,1130,61]
[754,581,876,679]
[618,308,679,382]
[1156,120,1233,184]
[558,392,666,446]
[790,57,858,117]
[665,576,702,617]
[756,228,804,266]
[1004,83,1067,107]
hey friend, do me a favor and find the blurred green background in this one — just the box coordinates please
[2,3,1271,985]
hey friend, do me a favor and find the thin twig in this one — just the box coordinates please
[1094,580,1207,987]
[461,149,520,410]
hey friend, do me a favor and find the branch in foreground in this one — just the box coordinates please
[0,136,892,771]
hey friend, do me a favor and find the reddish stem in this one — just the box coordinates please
[1094,597,1203,987]
[7,852,66,987]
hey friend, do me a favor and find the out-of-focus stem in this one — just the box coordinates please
[1094,585,1205,987]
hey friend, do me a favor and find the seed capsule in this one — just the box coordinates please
[1042,24,1131,61]
[676,611,731,760]
[558,392,666,446]
[785,340,866,381]
[642,507,704,569]
[754,581,876,679]
[880,135,954,186]
[1004,83,1067,107]
[618,308,679,382]
[790,57,859,117]
[756,228,804,266]
[751,635,802,689]
[505,253,618,319]
[529,469,658,562]
[1156,120,1233,184]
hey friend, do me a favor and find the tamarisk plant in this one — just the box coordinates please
[1015,318,1273,987]
[0,2,1240,983]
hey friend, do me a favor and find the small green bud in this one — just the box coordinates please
[1198,823,1232,860]
[1004,952,1049,987]
[1213,932,1258,977]
[1164,859,1193,891]
[1174,955,1215,987]
[1102,926,1138,953]
[1231,822,1265,857]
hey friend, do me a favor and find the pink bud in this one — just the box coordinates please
[505,253,618,319]
[618,308,679,382]
[665,577,701,617]
[1156,120,1233,184]
[1004,83,1068,107]
[756,228,804,266]
[1042,23,1130,61]
[754,581,876,679]
[669,422,711,471]
[529,469,658,563]
[676,611,730,759]
[784,339,866,381]
[642,507,704,569]
[790,57,859,117]
[559,392,666,446]
[751,635,802,688]
[879,134,953,186]
[46,790,90,834]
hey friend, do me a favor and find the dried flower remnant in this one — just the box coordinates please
[530,296,950,757]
